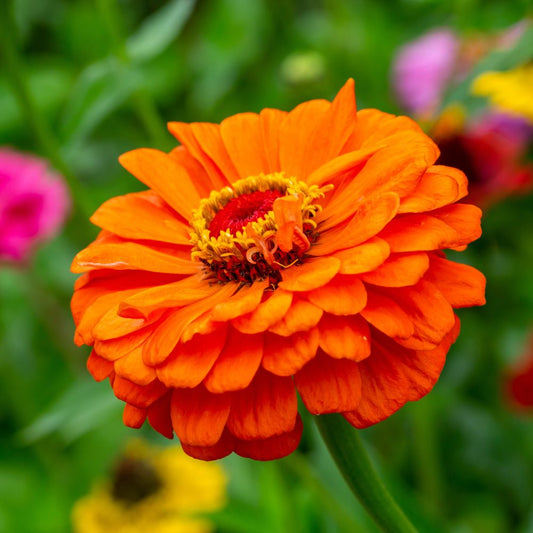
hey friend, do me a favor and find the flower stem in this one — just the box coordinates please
[411,397,445,517]
[0,1,93,219]
[315,413,418,533]
[282,452,364,532]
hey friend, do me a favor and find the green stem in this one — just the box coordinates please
[315,414,418,533]
[282,452,364,533]
[96,0,170,148]
[411,397,444,517]
[0,0,93,220]
[130,90,172,149]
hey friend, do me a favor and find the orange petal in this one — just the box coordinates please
[378,214,458,253]
[320,131,437,227]
[273,195,308,253]
[168,122,237,186]
[71,270,171,326]
[204,329,263,393]
[181,310,218,343]
[142,284,235,366]
[71,274,106,326]
[112,375,167,409]
[181,429,235,461]
[325,78,358,156]
[262,327,319,376]
[380,204,482,253]
[90,191,190,244]
[220,112,270,179]
[72,242,199,275]
[123,404,146,429]
[118,148,201,219]
[268,298,323,336]
[147,392,174,439]
[278,99,332,178]
[118,274,219,319]
[306,145,378,188]
[232,289,293,334]
[168,145,214,198]
[114,345,157,386]
[235,415,303,460]
[295,352,362,414]
[93,305,151,342]
[360,252,429,287]
[431,204,482,246]
[279,79,357,179]
[344,320,459,428]
[227,370,297,440]
[94,327,152,360]
[278,257,340,292]
[318,314,371,361]
[425,255,486,308]
[361,291,414,339]
[390,280,456,349]
[313,193,400,255]
[259,108,287,173]
[399,165,468,214]
[156,326,228,388]
[307,274,367,315]
[328,237,390,274]
[87,350,114,381]
[75,288,143,346]
[170,386,232,446]
[211,280,268,321]
[349,109,430,150]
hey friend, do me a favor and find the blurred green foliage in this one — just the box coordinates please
[0,0,532,532]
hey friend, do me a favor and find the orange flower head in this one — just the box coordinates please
[71,80,486,461]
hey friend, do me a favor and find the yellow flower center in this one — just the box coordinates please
[190,173,332,287]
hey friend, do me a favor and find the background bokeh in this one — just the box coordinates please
[1,1,532,532]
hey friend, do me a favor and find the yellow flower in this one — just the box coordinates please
[472,65,533,122]
[72,440,227,533]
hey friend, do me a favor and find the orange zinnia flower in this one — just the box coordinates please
[71,80,486,461]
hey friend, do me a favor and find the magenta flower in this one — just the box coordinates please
[0,148,70,262]
[392,28,459,117]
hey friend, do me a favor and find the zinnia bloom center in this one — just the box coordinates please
[208,189,283,236]
[190,173,331,287]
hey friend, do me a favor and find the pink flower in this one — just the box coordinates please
[392,28,459,117]
[0,148,70,262]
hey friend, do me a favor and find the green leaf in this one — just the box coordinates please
[60,58,141,143]
[59,0,195,144]
[127,0,196,63]
[18,379,121,444]
[0,63,72,138]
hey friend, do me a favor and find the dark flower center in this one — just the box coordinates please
[111,457,162,504]
[208,189,283,236]
[437,135,481,184]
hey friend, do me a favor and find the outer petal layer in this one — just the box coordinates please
[344,319,460,427]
